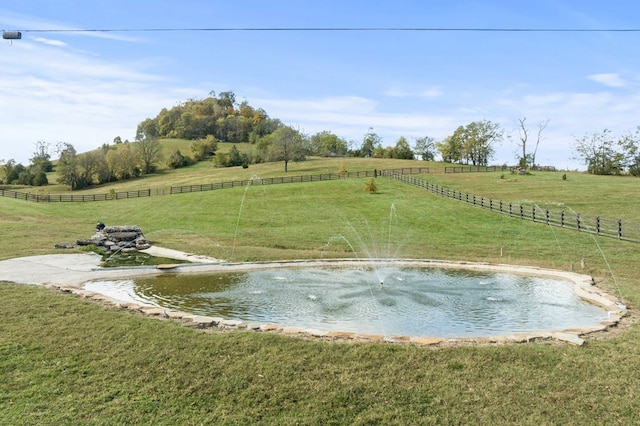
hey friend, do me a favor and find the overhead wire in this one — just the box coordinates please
[5,27,640,34]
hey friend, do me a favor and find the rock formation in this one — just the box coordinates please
[75,224,150,253]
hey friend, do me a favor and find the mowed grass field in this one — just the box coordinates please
[2,156,640,424]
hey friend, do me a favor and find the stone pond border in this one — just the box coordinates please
[0,251,627,347]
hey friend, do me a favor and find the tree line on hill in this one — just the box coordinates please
[3,91,640,189]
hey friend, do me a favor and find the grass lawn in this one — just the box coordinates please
[2,158,640,424]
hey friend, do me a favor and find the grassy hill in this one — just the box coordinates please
[2,156,640,424]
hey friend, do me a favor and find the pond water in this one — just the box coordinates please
[85,266,608,338]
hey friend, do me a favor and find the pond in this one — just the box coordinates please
[84,265,609,338]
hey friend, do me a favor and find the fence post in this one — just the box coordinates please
[618,220,623,239]
[577,214,581,231]
[520,205,524,219]
[561,211,565,227]
[532,206,536,222]
[546,209,550,225]
[596,216,600,234]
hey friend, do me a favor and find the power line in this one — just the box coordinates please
[6,27,640,34]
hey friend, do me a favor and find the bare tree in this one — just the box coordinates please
[515,118,549,168]
[531,119,550,169]
[515,117,529,167]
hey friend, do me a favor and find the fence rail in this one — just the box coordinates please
[0,168,429,201]
[383,172,640,242]
[444,165,557,173]
[168,168,428,194]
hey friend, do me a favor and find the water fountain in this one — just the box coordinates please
[82,203,625,343]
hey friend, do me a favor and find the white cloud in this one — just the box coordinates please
[382,87,443,99]
[33,37,67,47]
[588,73,627,88]
[0,39,197,163]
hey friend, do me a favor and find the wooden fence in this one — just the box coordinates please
[383,172,640,243]
[169,168,428,194]
[0,188,153,203]
[444,165,557,173]
[0,168,429,202]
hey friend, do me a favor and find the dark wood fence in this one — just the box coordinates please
[0,188,153,202]
[383,172,640,243]
[169,168,428,194]
[0,168,429,201]
[444,165,557,173]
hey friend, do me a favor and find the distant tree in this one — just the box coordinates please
[573,129,625,175]
[309,131,349,156]
[75,151,105,188]
[167,149,188,169]
[113,136,123,144]
[515,117,549,168]
[16,168,34,185]
[358,128,382,158]
[618,126,640,176]
[413,136,436,161]
[136,118,159,141]
[56,142,79,190]
[263,126,307,172]
[0,159,19,184]
[106,144,138,181]
[392,136,414,159]
[439,121,502,166]
[191,135,219,161]
[30,140,53,173]
[227,145,244,167]
[32,171,48,186]
[135,138,163,174]
[436,130,464,163]
[463,120,503,166]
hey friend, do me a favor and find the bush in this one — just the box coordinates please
[32,171,48,186]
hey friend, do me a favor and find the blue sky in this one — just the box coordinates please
[2,1,640,168]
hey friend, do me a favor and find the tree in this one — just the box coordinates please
[436,132,464,164]
[136,118,158,141]
[75,151,105,188]
[462,120,503,166]
[515,117,549,168]
[263,126,307,172]
[619,127,640,176]
[392,136,414,159]
[358,128,382,158]
[1,159,19,184]
[106,144,137,181]
[309,131,349,156]
[55,142,79,190]
[413,136,436,161]
[573,129,625,175]
[30,140,53,173]
[167,149,187,169]
[191,135,219,161]
[439,121,502,166]
[32,171,48,186]
[135,138,163,174]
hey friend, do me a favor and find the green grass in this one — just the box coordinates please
[2,158,640,424]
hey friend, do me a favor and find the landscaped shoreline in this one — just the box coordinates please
[0,248,625,347]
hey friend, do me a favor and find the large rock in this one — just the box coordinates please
[74,224,149,253]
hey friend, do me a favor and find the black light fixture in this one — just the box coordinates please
[2,31,22,40]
